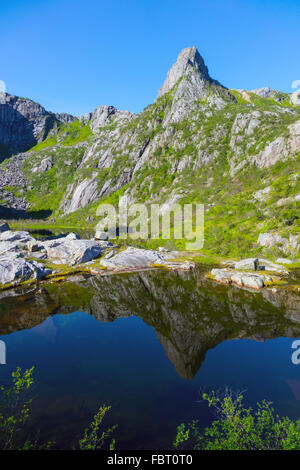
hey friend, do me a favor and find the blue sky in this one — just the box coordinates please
[0,0,299,116]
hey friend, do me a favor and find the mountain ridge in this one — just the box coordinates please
[0,47,299,258]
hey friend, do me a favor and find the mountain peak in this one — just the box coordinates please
[158,47,210,98]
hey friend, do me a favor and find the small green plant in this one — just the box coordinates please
[0,366,45,450]
[79,405,117,450]
[174,390,300,450]
[0,368,117,450]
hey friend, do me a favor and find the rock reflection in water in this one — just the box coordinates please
[0,267,299,379]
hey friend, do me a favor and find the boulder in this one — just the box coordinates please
[43,237,104,265]
[230,272,244,287]
[210,268,232,284]
[239,274,264,290]
[65,232,81,240]
[0,230,34,244]
[95,231,109,241]
[96,240,112,248]
[234,258,258,270]
[210,268,275,290]
[27,241,42,252]
[100,247,173,269]
[0,241,24,255]
[0,254,51,285]
[32,157,53,173]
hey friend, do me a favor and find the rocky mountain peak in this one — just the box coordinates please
[158,46,210,98]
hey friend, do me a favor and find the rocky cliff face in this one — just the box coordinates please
[0,92,75,160]
[0,47,299,257]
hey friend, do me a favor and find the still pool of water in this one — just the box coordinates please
[0,267,299,449]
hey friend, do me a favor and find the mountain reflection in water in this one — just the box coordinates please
[0,267,299,380]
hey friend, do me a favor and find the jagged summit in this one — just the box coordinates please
[158,46,211,98]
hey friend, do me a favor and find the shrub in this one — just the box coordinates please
[174,390,300,450]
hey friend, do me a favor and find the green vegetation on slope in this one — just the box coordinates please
[30,120,92,152]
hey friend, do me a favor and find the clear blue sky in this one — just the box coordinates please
[0,0,299,116]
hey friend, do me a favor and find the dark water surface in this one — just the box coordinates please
[0,267,299,449]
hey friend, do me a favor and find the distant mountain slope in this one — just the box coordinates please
[0,92,75,160]
[0,47,299,257]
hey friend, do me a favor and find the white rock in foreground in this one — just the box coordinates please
[0,254,51,285]
[0,230,34,244]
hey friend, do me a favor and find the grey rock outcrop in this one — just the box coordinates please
[258,232,299,257]
[250,87,271,98]
[100,247,175,269]
[210,268,273,290]
[0,92,75,159]
[32,156,53,173]
[291,91,300,106]
[158,47,210,98]
[95,231,109,241]
[0,253,51,285]
[80,105,134,133]
[233,258,287,274]
[42,237,105,265]
[253,119,300,168]
[157,47,230,125]
[61,178,101,214]
[0,229,34,244]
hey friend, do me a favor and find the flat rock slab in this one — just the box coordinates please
[276,258,293,265]
[234,258,288,274]
[43,238,105,265]
[0,230,36,257]
[100,247,175,269]
[0,230,35,243]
